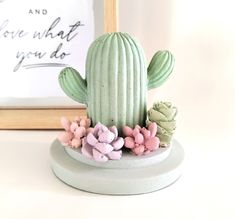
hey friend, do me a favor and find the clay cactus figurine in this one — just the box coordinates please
[57,117,93,148]
[59,32,174,131]
[81,123,124,162]
[123,123,160,156]
[147,101,177,147]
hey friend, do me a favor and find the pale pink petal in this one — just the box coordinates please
[122,126,133,137]
[95,143,113,154]
[71,138,82,148]
[148,122,158,137]
[141,128,151,140]
[86,127,94,135]
[144,149,151,155]
[132,145,145,156]
[111,137,124,150]
[100,124,108,132]
[132,127,140,137]
[74,126,86,138]
[92,149,108,162]
[134,133,144,144]
[70,122,79,133]
[58,131,73,144]
[98,130,115,143]
[134,125,142,130]
[60,117,71,131]
[124,137,135,148]
[145,137,160,150]
[109,126,118,139]
[86,133,98,146]
[79,119,87,127]
[93,122,103,137]
[81,143,93,158]
[85,118,91,128]
[107,150,122,160]
[74,116,81,123]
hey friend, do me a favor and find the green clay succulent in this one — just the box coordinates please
[147,102,177,147]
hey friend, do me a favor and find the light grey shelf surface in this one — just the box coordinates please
[0,130,234,219]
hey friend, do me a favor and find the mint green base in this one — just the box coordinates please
[64,142,172,169]
[50,139,184,195]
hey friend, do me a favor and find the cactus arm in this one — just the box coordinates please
[59,67,87,105]
[147,50,174,90]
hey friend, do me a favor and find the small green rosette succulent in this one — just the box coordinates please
[147,102,177,147]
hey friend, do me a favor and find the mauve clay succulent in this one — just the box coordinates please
[81,123,124,162]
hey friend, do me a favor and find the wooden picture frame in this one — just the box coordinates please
[0,0,118,130]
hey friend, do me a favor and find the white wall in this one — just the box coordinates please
[1,0,235,139]
[119,0,235,143]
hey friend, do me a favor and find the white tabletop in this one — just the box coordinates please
[0,130,234,219]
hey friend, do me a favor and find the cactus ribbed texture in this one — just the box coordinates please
[59,32,174,132]
[85,33,147,130]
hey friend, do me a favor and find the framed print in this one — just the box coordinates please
[0,0,118,129]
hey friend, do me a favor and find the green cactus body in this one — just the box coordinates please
[85,33,147,129]
[59,33,174,132]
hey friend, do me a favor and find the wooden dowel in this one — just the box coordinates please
[104,0,119,32]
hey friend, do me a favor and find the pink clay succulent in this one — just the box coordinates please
[123,122,160,156]
[57,117,93,148]
[81,123,124,162]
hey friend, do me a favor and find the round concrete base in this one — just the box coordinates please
[50,139,184,195]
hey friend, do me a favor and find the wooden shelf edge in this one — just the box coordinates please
[0,108,87,130]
